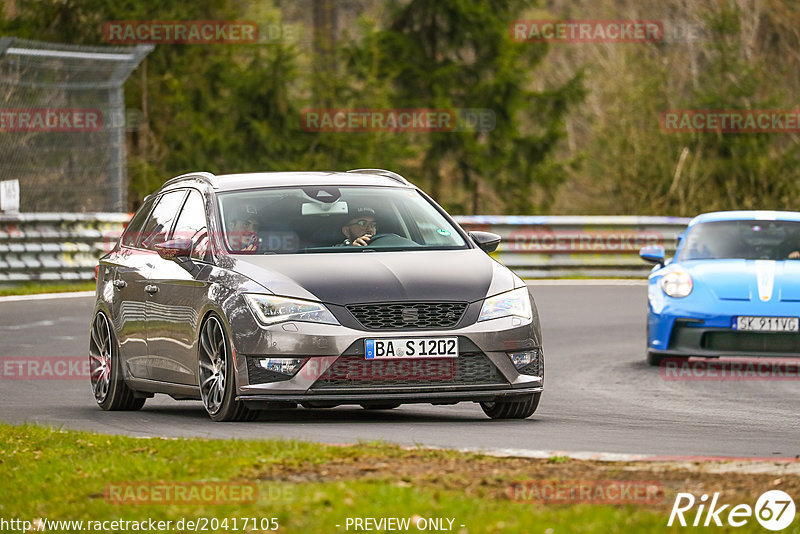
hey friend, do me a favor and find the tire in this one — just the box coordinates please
[89,312,145,411]
[480,392,541,420]
[648,351,688,367]
[646,350,665,367]
[360,403,401,410]
[198,315,257,422]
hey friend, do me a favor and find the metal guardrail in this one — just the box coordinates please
[0,213,692,282]
[0,213,130,282]
[455,215,691,278]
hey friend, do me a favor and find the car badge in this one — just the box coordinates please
[401,307,419,323]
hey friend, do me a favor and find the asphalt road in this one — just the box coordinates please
[1,283,798,459]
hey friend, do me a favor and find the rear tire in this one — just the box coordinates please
[198,315,257,422]
[480,393,540,420]
[89,312,145,411]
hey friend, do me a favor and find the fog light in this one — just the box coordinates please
[259,358,304,376]
[508,350,536,369]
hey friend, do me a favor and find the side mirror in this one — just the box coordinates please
[639,245,665,266]
[155,238,193,262]
[469,231,501,253]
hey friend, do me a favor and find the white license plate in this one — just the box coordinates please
[365,337,458,359]
[734,316,799,332]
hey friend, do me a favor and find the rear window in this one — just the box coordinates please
[217,186,467,254]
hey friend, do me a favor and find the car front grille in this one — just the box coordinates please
[346,302,468,330]
[309,351,508,390]
[702,331,800,353]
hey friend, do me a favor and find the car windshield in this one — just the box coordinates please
[677,220,800,261]
[217,186,467,254]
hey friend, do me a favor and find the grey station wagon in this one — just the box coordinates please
[90,169,544,421]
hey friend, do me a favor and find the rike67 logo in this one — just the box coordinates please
[669,490,796,531]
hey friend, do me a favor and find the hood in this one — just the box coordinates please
[228,249,503,305]
[683,259,800,302]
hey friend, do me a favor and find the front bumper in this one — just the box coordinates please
[238,386,543,408]
[232,314,543,405]
[650,318,800,358]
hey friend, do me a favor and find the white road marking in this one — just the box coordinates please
[0,291,95,303]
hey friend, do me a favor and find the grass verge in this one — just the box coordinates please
[0,281,95,297]
[2,423,797,533]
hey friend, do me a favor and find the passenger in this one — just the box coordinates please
[229,205,260,252]
[338,207,377,246]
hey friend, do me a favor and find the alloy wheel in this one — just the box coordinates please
[199,316,227,415]
[89,313,113,402]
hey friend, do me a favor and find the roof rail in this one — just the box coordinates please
[162,171,218,189]
[346,168,411,185]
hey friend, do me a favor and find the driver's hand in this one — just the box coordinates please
[789,250,800,259]
[352,234,372,246]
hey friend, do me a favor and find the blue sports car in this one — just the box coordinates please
[640,211,800,366]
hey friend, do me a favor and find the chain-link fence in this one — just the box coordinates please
[0,38,152,212]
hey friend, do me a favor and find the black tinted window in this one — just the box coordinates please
[138,190,187,250]
[678,220,800,261]
[217,186,466,254]
[121,197,155,247]
[171,190,210,261]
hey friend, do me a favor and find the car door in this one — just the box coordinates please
[132,189,189,383]
[145,189,211,385]
[105,196,156,380]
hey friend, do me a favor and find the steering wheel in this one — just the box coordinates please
[365,233,393,244]
[365,233,419,247]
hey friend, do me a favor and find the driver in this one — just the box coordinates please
[339,207,377,246]
[229,205,259,252]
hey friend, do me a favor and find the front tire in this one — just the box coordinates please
[646,350,665,367]
[89,312,145,411]
[198,315,257,422]
[647,350,688,367]
[480,393,540,420]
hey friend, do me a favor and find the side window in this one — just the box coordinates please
[138,190,187,250]
[171,190,210,261]
[121,197,155,247]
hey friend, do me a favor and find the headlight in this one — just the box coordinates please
[478,287,532,322]
[661,271,693,298]
[244,294,339,326]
